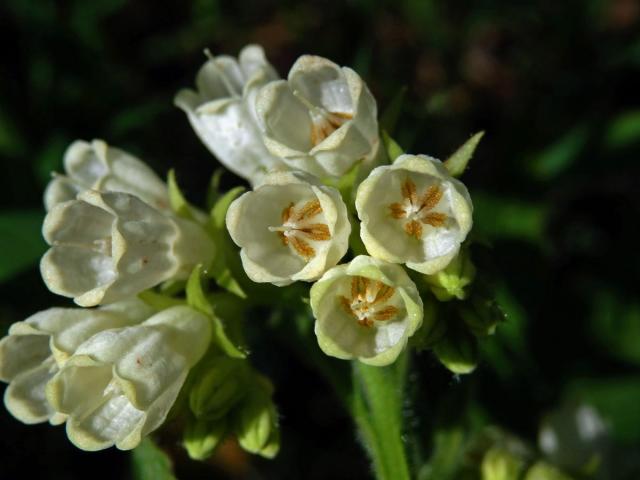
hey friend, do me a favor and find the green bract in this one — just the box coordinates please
[355,154,473,275]
[310,255,423,366]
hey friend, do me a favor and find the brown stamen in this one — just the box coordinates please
[404,220,423,240]
[290,236,315,259]
[421,212,447,227]
[420,185,444,211]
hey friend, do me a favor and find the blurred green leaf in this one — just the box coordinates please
[0,210,46,283]
[589,290,640,366]
[0,108,26,157]
[527,125,588,180]
[34,135,67,186]
[604,110,640,149]
[473,193,547,243]
[380,87,407,135]
[566,377,640,444]
[131,438,177,480]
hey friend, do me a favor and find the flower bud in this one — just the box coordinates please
[256,55,379,178]
[41,190,215,306]
[524,462,574,480]
[481,447,525,480]
[183,416,228,461]
[423,247,476,301]
[310,255,423,366]
[234,380,280,459]
[189,356,248,420]
[175,45,286,185]
[356,154,473,275]
[46,305,211,451]
[0,299,153,425]
[44,139,169,211]
[226,170,351,286]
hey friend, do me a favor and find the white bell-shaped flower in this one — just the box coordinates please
[44,139,169,212]
[226,171,351,286]
[0,299,153,425]
[175,45,286,185]
[355,154,473,274]
[41,190,215,306]
[46,305,211,451]
[310,255,423,366]
[255,55,379,179]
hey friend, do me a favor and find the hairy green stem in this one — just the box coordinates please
[351,353,411,480]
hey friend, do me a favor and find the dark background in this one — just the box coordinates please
[1,1,639,479]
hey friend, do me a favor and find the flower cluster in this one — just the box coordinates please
[1,44,488,459]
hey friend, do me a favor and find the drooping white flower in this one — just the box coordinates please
[355,154,473,274]
[175,45,286,185]
[46,305,211,451]
[310,255,423,366]
[41,190,215,306]
[0,299,153,425]
[226,171,351,286]
[44,139,169,212]
[256,55,380,179]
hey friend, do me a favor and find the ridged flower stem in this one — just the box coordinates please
[351,352,411,480]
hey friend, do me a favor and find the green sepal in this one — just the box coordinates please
[409,297,446,351]
[233,375,280,459]
[460,295,506,338]
[207,187,247,299]
[322,160,361,208]
[443,131,484,177]
[183,416,228,461]
[131,437,177,480]
[423,248,476,301]
[434,327,479,374]
[167,169,202,221]
[382,130,404,163]
[205,168,225,210]
[186,265,247,359]
[481,447,526,480]
[189,355,249,420]
[137,290,184,311]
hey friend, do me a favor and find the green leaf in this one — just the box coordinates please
[0,210,47,283]
[443,131,484,177]
[380,86,407,135]
[186,265,246,359]
[473,193,547,243]
[382,130,404,162]
[589,289,640,366]
[131,438,177,480]
[604,110,640,149]
[528,125,587,180]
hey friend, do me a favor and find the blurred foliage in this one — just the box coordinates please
[0,0,639,479]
